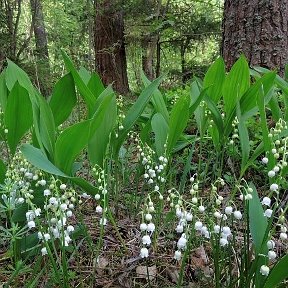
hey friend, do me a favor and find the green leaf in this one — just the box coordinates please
[4,82,33,154]
[55,120,90,175]
[114,75,164,155]
[88,92,117,167]
[141,71,169,123]
[240,72,276,117]
[78,67,91,84]
[249,184,268,254]
[236,101,250,170]
[61,50,96,116]
[0,159,6,184]
[264,254,288,288]
[204,95,224,139]
[0,71,8,111]
[21,144,97,195]
[167,95,190,155]
[88,72,105,99]
[5,60,34,96]
[49,73,77,126]
[151,113,169,156]
[36,95,56,158]
[203,57,225,103]
[222,55,250,116]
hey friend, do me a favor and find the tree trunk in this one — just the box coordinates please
[222,0,288,75]
[30,0,50,96]
[94,0,129,95]
[141,35,158,80]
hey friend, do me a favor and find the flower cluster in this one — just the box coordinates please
[139,197,157,258]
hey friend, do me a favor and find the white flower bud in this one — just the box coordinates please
[140,247,149,258]
[260,265,269,276]
[174,250,182,260]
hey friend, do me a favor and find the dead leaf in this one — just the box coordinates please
[136,265,157,280]
[95,256,109,275]
[166,267,179,283]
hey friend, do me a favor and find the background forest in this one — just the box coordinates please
[0,0,222,95]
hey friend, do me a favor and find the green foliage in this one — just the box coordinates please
[49,73,77,127]
[4,82,33,155]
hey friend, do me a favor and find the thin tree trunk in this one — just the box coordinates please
[222,0,288,75]
[94,0,129,95]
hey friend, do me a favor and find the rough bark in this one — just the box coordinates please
[141,35,158,80]
[30,0,50,96]
[222,0,288,75]
[94,0,129,95]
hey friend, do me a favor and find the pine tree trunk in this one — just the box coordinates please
[94,0,129,95]
[222,0,288,75]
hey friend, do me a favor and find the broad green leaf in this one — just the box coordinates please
[4,82,33,154]
[88,72,105,99]
[88,92,117,167]
[37,95,56,159]
[114,75,164,154]
[21,144,66,176]
[49,73,77,126]
[191,80,207,136]
[141,71,169,123]
[236,101,250,170]
[241,72,276,116]
[93,85,114,112]
[167,95,190,155]
[151,113,169,156]
[5,60,34,96]
[257,86,273,170]
[21,144,97,195]
[79,67,91,84]
[249,184,268,254]
[55,120,90,175]
[0,71,8,111]
[222,56,250,116]
[264,254,288,288]
[0,159,6,184]
[203,57,225,102]
[268,94,281,121]
[204,95,224,138]
[61,50,96,116]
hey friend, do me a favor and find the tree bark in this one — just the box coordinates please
[94,0,129,95]
[222,0,288,75]
[30,0,50,96]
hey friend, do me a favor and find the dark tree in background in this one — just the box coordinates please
[222,0,288,75]
[94,0,129,94]
[30,0,50,96]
